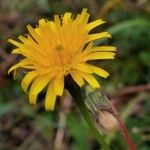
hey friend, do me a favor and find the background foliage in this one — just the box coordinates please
[0,0,150,149]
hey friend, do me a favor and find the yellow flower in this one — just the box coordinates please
[8,9,116,111]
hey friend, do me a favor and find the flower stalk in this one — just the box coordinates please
[74,93,109,150]
[66,78,109,150]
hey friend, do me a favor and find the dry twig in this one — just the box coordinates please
[53,91,72,150]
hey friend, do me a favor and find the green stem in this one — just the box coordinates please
[74,93,109,150]
[66,79,109,150]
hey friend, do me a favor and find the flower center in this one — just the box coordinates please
[54,44,64,51]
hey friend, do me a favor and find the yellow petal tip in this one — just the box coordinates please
[45,106,54,111]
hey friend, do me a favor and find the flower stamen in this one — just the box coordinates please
[54,44,64,51]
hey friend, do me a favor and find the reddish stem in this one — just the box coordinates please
[117,117,137,150]
[111,104,137,150]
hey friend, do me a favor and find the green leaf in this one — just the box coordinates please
[67,113,90,150]
[108,18,150,35]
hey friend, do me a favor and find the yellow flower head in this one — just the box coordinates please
[8,9,116,111]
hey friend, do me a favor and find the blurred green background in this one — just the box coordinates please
[0,0,150,150]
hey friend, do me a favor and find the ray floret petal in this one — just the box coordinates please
[8,8,116,111]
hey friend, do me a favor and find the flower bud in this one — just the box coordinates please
[97,110,118,133]
[85,89,118,133]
